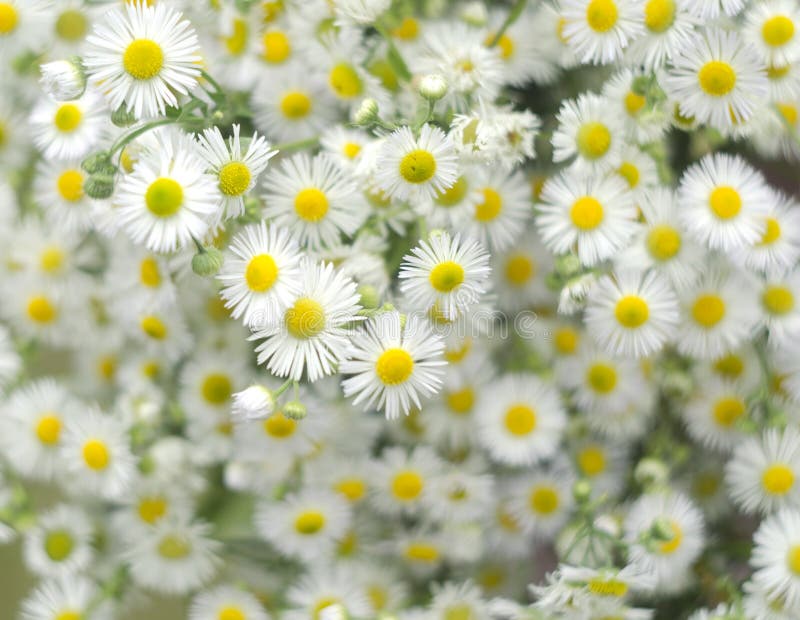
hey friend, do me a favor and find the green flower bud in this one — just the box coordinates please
[84,174,115,200]
[111,104,137,128]
[357,284,380,310]
[283,400,307,420]
[191,247,224,276]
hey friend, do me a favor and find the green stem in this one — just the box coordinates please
[200,69,225,96]
[375,22,412,82]
[109,118,175,156]
[274,378,294,398]
[489,0,528,47]
[271,136,320,152]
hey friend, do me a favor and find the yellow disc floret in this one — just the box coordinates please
[614,295,650,328]
[698,61,737,97]
[246,254,279,292]
[294,188,329,222]
[285,297,325,338]
[375,348,414,385]
[219,161,251,197]
[586,0,619,33]
[570,196,604,230]
[146,178,184,217]
[399,149,436,184]
[123,39,164,80]
[504,404,537,436]
[429,261,465,292]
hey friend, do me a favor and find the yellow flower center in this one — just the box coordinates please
[55,9,88,41]
[474,188,503,222]
[768,63,791,79]
[647,225,681,261]
[624,91,646,116]
[280,91,312,119]
[138,496,167,524]
[263,412,297,438]
[587,363,617,394]
[40,247,65,274]
[588,578,629,597]
[698,61,737,97]
[54,104,82,133]
[82,439,110,470]
[140,315,167,339]
[659,520,683,554]
[759,217,782,246]
[123,39,164,80]
[329,62,363,99]
[294,510,326,534]
[55,612,81,620]
[444,605,473,620]
[504,404,537,436]
[27,296,57,324]
[763,285,795,315]
[709,186,742,220]
[763,15,795,47]
[505,254,534,286]
[763,463,795,495]
[312,598,340,620]
[375,348,414,385]
[435,176,468,206]
[429,260,465,293]
[392,470,423,501]
[554,327,579,354]
[45,530,74,561]
[614,295,650,328]
[219,607,246,620]
[777,102,799,126]
[404,542,439,562]
[246,254,279,292]
[294,187,329,222]
[57,170,84,202]
[586,0,619,32]
[713,354,744,379]
[0,3,18,34]
[570,196,604,230]
[618,162,640,188]
[392,17,419,40]
[223,18,248,55]
[285,297,325,338]
[399,149,436,184]
[335,478,366,501]
[140,257,161,288]
[36,414,62,446]
[644,0,675,33]
[578,446,606,476]
[446,387,475,414]
[712,397,745,427]
[342,142,361,159]
[157,534,192,559]
[485,32,515,59]
[262,30,291,63]
[530,485,559,514]
[692,294,726,328]
[202,373,232,405]
[218,161,251,197]
[787,545,800,575]
[145,178,183,217]
[577,122,612,159]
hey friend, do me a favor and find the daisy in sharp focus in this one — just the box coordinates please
[251,259,362,381]
[585,269,680,358]
[663,28,768,129]
[398,232,491,321]
[29,88,106,161]
[560,0,643,65]
[262,152,368,250]
[678,153,772,251]
[536,167,638,267]
[116,128,221,253]
[83,1,202,118]
[340,312,445,420]
[217,222,303,327]
[552,93,624,172]
[195,124,277,221]
[375,124,459,203]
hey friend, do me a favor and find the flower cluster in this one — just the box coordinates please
[0,0,800,619]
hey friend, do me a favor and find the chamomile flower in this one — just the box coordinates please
[536,168,637,266]
[476,373,566,466]
[760,268,800,346]
[29,89,106,161]
[84,1,202,118]
[190,585,269,620]
[340,312,445,420]
[552,93,624,172]
[726,428,800,515]
[560,0,643,65]
[678,153,773,251]
[375,124,459,203]
[255,489,352,563]
[195,124,276,221]
[251,260,362,381]
[23,504,94,578]
[399,232,491,321]
[663,28,768,129]
[116,128,221,253]
[217,222,303,327]
[262,152,367,250]
[750,508,800,613]
[585,269,679,358]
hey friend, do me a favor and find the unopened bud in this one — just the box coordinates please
[634,458,669,490]
[191,247,224,276]
[84,174,115,200]
[357,284,380,310]
[353,98,379,125]
[82,151,115,175]
[283,400,307,420]
[419,74,447,101]
[460,2,488,26]
[231,385,276,422]
[573,479,592,504]
[111,104,137,128]
[39,57,86,101]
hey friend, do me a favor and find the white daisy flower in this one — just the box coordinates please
[29,88,106,161]
[83,1,201,118]
[492,228,555,313]
[22,504,94,578]
[251,260,362,381]
[190,585,269,620]
[283,567,370,620]
[179,352,248,421]
[585,269,680,358]
[682,378,749,452]
[319,126,371,171]
[369,446,444,517]
[484,9,559,87]
[601,69,669,143]
[217,222,303,327]
[750,508,800,611]
[760,268,800,347]
[726,428,800,515]
[744,578,800,620]
[625,0,698,70]
[687,0,746,19]
[476,373,567,466]
[340,311,445,420]
[398,232,491,321]
[116,128,221,253]
[34,159,98,234]
[195,124,276,221]
[678,153,773,251]
[560,0,644,65]
[428,581,490,620]
[508,457,577,539]
[263,152,367,250]
[255,488,352,563]
[745,0,800,66]
[113,478,193,539]
[20,576,111,620]
[0,0,47,54]
[536,168,637,266]
[737,191,800,276]
[0,325,20,387]
[552,93,625,172]
[663,28,768,129]
[375,124,459,203]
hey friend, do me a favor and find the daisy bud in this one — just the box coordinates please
[231,385,276,422]
[39,58,86,102]
[111,104,137,128]
[634,457,669,490]
[460,2,488,26]
[357,284,380,310]
[192,247,224,276]
[353,98,379,125]
[419,74,448,101]
[573,479,592,504]
[555,254,582,279]
[81,151,115,175]
[283,400,307,420]
[84,174,115,200]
